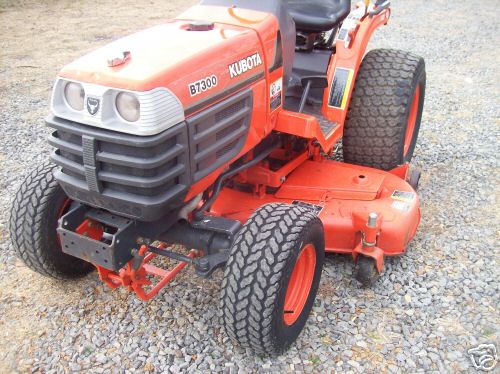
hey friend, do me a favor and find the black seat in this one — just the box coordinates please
[285,0,351,33]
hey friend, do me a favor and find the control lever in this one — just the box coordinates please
[369,1,390,17]
[298,76,328,113]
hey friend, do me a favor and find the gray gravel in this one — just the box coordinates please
[1,0,499,373]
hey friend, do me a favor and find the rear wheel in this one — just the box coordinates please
[220,203,324,354]
[9,162,93,279]
[343,49,426,170]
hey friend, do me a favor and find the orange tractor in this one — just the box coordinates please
[10,0,425,354]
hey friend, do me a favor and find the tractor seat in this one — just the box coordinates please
[285,0,351,33]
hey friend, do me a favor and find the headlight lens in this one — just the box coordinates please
[116,92,140,122]
[64,82,84,111]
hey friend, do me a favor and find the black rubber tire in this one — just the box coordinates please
[343,49,426,170]
[408,168,421,191]
[354,255,379,287]
[9,161,93,279]
[220,203,325,355]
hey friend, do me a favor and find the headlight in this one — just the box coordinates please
[64,82,84,111]
[51,78,185,135]
[116,92,140,122]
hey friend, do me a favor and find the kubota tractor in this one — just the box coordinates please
[10,0,425,354]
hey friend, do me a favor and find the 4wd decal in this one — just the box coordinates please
[228,52,263,79]
[189,75,218,97]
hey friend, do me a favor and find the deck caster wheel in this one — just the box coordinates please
[354,255,380,287]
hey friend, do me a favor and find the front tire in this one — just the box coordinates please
[343,49,426,170]
[9,162,93,279]
[220,203,325,354]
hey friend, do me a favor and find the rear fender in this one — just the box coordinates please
[322,4,391,126]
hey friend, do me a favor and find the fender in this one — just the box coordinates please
[322,4,391,125]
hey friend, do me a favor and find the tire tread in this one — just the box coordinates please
[220,203,322,354]
[9,161,92,279]
[343,49,425,170]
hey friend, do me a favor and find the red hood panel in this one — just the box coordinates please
[58,19,266,111]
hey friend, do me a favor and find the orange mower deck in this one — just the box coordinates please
[211,158,420,260]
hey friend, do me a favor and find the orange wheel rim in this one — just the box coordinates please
[58,198,72,219]
[283,243,316,326]
[404,84,420,156]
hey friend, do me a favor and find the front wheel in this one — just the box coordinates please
[9,162,93,279]
[220,203,325,355]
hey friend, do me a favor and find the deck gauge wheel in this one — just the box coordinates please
[354,255,380,287]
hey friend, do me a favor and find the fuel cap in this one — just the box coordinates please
[189,20,214,31]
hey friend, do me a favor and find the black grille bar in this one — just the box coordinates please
[47,115,191,221]
[187,88,252,181]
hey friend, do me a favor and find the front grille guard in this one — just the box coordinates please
[46,87,253,221]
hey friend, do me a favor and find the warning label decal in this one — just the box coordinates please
[391,190,416,203]
[270,78,282,112]
[391,200,411,212]
[292,201,323,216]
[328,68,354,109]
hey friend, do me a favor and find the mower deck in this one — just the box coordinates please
[211,158,420,256]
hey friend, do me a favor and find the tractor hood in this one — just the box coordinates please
[58,19,265,113]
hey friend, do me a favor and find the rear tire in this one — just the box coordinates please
[9,162,93,279]
[220,203,324,354]
[343,49,426,170]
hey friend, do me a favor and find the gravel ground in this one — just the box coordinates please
[1,0,499,373]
